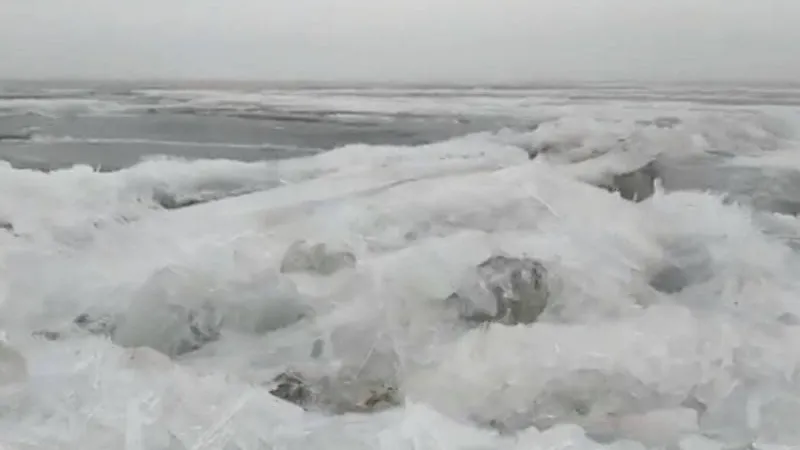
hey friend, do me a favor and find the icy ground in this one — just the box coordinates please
[2,97,800,450]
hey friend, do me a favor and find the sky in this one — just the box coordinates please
[0,0,798,82]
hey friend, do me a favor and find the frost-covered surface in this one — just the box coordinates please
[2,89,800,449]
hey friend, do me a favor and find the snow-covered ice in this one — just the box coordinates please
[2,88,800,449]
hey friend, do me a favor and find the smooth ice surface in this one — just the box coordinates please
[3,87,800,449]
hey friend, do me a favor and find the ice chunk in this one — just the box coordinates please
[110,264,309,357]
[534,424,600,449]
[750,392,800,445]
[614,408,699,447]
[698,383,759,445]
[605,441,647,450]
[0,339,28,413]
[280,240,357,275]
[120,347,174,372]
[112,301,222,358]
[531,369,668,431]
[0,341,27,387]
[446,255,550,325]
[678,435,725,450]
[214,282,308,336]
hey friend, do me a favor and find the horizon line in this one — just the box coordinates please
[3,76,800,88]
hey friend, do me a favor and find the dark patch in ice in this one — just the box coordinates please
[150,188,262,210]
[648,240,714,295]
[635,116,682,129]
[32,330,61,341]
[681,395,708,417]
[361,386,400,410]
[649,265,692,294]
[598,161,660,203]
[74,313,117,336]
[526,143,550,160]
[750,197,800,217]
[778,312,800,326]
[151,191,207,210]
[658,158,800,219]
[446,255,550,326]
[310,339,325,359]
[0,128,35,142]
[185,309,222,349]
[268,370,402,414]
[0,221,12,233]
[32,313,117,342]
[270,371,315,407]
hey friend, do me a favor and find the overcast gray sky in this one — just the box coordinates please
[0,0,797,82]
